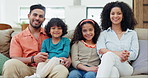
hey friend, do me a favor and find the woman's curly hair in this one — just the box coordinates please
[45,18,68,37]
[101,1,137,31]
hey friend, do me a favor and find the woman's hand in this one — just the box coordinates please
[120,50,130,62]
[99,48,130,62]
[114,50,130,62]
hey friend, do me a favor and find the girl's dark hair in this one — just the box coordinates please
[101,1,137,31]
[45,18,68,37]
[71,19,101,46]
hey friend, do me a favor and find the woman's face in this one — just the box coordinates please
[82,23,95,41]
[110,7,123,25]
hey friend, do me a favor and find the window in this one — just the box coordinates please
[19,7,29,24]
[86,7,103,26]
[19,7,65,27]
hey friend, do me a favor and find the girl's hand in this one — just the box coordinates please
[59,57,71,68]
[99,48,110,54]
[86,66,98,72]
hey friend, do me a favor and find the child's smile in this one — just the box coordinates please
[50,26,62,38]
[82,23,95,41]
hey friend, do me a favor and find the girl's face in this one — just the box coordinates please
[82,23,95,41]
[110,7,123,25]
[50,26,62,38]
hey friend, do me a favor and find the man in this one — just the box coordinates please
[2,4,70,78]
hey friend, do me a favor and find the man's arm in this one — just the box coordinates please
[11,52,48,64]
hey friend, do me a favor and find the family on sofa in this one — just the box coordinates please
[0,1,148,78]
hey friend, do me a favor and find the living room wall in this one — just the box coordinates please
[0,0,133,30]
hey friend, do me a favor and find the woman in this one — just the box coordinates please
[96,1,139,78]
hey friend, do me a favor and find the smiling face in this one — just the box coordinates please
[82,23,95,41]
[28,9,45,29]
[50,26,63,38]
[110,7,123,26]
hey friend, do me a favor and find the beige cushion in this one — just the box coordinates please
[135,28,148,40]
[64,30,74,39]
[121,75,148,78]
[0,29,14,57]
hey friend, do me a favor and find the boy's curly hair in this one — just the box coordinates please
[45,18,68,37]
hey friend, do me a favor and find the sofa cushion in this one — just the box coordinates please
[132,40,148,75]
[121,75,148,78]
[0,53,9,75]
[135,28,148,40]
[0,29,14,57]
[64,30,74,39]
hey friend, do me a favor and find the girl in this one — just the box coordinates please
[68,19,101,78]
[96,1,139,78]
[25,18,70,78]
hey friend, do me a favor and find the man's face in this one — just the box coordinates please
[28,9,45,29]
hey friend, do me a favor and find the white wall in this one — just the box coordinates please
[0,0,133,30]
[0,0,6,23]
[82,0,133,7]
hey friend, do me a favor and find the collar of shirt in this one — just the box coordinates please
[106,27,133,34]
[23,27,46,37]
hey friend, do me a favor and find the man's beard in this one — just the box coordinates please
[30,23,42,29]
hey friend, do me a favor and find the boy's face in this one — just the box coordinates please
[28,9,45,29]
[50,26,63,38]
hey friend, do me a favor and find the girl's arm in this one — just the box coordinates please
[77,64,98,72]
[71,43,81,68]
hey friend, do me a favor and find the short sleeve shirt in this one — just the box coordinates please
[10,27,49,58]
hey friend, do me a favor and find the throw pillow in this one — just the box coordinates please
[0,29,14,57]
[132,40,148,75]
[64,30,74,39]
[0,53,9,75]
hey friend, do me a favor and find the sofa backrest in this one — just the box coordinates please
[64,28,148,40]
[135,28,148,40]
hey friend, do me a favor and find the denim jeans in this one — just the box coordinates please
[68,69,96,78]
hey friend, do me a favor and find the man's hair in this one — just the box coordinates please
[29,4,46,14]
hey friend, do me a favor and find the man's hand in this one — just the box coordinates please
[34,52,48,63]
